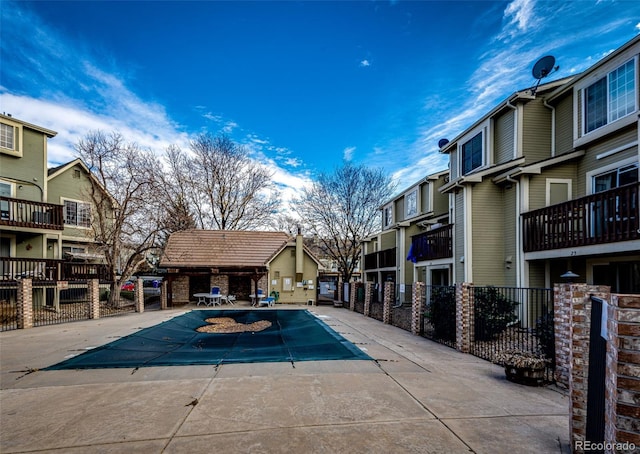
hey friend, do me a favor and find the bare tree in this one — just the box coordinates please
[292,161,395,283]
[166,134,280,230]
[75,131,165,305]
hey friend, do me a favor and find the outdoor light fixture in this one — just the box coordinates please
[561,270,580,282]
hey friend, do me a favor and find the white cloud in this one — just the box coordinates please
[360,59,371,67]
[343,146,355,161]
[636,22,640,31]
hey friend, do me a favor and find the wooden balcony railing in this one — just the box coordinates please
[0,257,109,281]
[522,182,639,252]
[408,224,453,262]
[363,247,397,270]
[0,197,64,230]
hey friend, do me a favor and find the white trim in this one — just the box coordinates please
[457,120,490,177]
[0,119,23,158]
[463,186,473,282]
[405,187,418,219]
[585,156,639,195]
[61,197,92,230]
[525,239,640,261]
[596,140,637,160]
[545,178,573,206]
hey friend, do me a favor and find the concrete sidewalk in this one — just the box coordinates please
[0,306,570,453]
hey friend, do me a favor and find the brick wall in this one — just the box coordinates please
[16,278,33,329]
[210,275,229,294]
[382,281,393,324]
[171,275,190,304]
[456,282,472,353]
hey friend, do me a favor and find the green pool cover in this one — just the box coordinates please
[45,309,371,370]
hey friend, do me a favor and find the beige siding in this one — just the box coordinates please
[576,127,638,195]
[420,183,430,213]
[48,164,97,240]
[380,230,396,250]
[527,164,578,211]
[395,198,405,222]
[471,182,505,286]
[503,184,517,286]
[554,92,573,155]
[0,128,47,202]
[269,246,318,303]
[522,100,552,164]
[450,149,458,179]
[432,176,449,216]
[454,190,464,282]
[494,110,514,165]
[527,261,546,288]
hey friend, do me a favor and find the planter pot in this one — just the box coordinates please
[505,364,545,386]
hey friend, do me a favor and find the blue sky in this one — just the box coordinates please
[1,0,639,201]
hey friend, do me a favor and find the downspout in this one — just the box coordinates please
[506,175,521,288]
[544,99,556,157]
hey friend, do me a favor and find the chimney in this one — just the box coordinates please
[296,227,304,277]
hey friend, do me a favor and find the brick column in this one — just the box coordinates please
[456,282,473,353]
[17,278,33,329]
[349,282,356,311]
[382,281,394,324]
[555,283,610,452]
[554,283,572,388]
[160,281,168,310]
[604,294,640,451]
[88,279,100,319]
[364,282,372,317]
[411,282,425,335]
[135,278,144,313]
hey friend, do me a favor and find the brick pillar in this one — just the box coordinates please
[135,278,144,313]
[411,282,425,335]
[364,282,372,317]
[456,282,473,353]
[160,281,168,310]
[554,283,610,452]
[88,279,100,319]
[17,278,33,329]
[382,281,394,324]
[554,283,572,388]
[349,282,356,311]
[604,294,640,451]
[337,278,343,304]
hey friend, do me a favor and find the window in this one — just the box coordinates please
[406,190,417,217]
[0,181,12,220]
[64,200,91,228]
[593,163,638,193]
[461,132,483,175]
[584,58,636,134]
[383,205,393,228]
[0,120,21,156]
[0,123,14,149]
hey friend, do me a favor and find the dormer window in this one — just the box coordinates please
[406,189,417,218]
[383,205,393,228]
[462,132,483,175]
[584,58,636,134]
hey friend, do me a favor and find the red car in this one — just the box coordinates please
[121,281,135,292]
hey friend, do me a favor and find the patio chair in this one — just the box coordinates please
[258,296,275,307]
[211,286,221,295]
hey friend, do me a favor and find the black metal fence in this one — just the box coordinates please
[469,286,555,382]
[0,282,18,331]
[421,285,457,349]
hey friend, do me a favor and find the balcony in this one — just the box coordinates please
[0,197,64,230]
[522,182,639,252]
[0,257,109,281]
[364,247,397,270]
[408,224,453,262]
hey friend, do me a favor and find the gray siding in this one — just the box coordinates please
[494,110,514,165]
[527,261,546,288]
[471,182,505,286]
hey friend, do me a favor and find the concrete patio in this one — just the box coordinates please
[0,304,570,453]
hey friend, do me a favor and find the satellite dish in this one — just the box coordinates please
[530,55,559,95]
[532,55,556,79]
[438,138,449,148]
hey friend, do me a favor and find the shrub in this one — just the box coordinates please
[473,286,518,341]
[425,286,456,342]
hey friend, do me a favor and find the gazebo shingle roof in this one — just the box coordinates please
[160,230,291,268]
